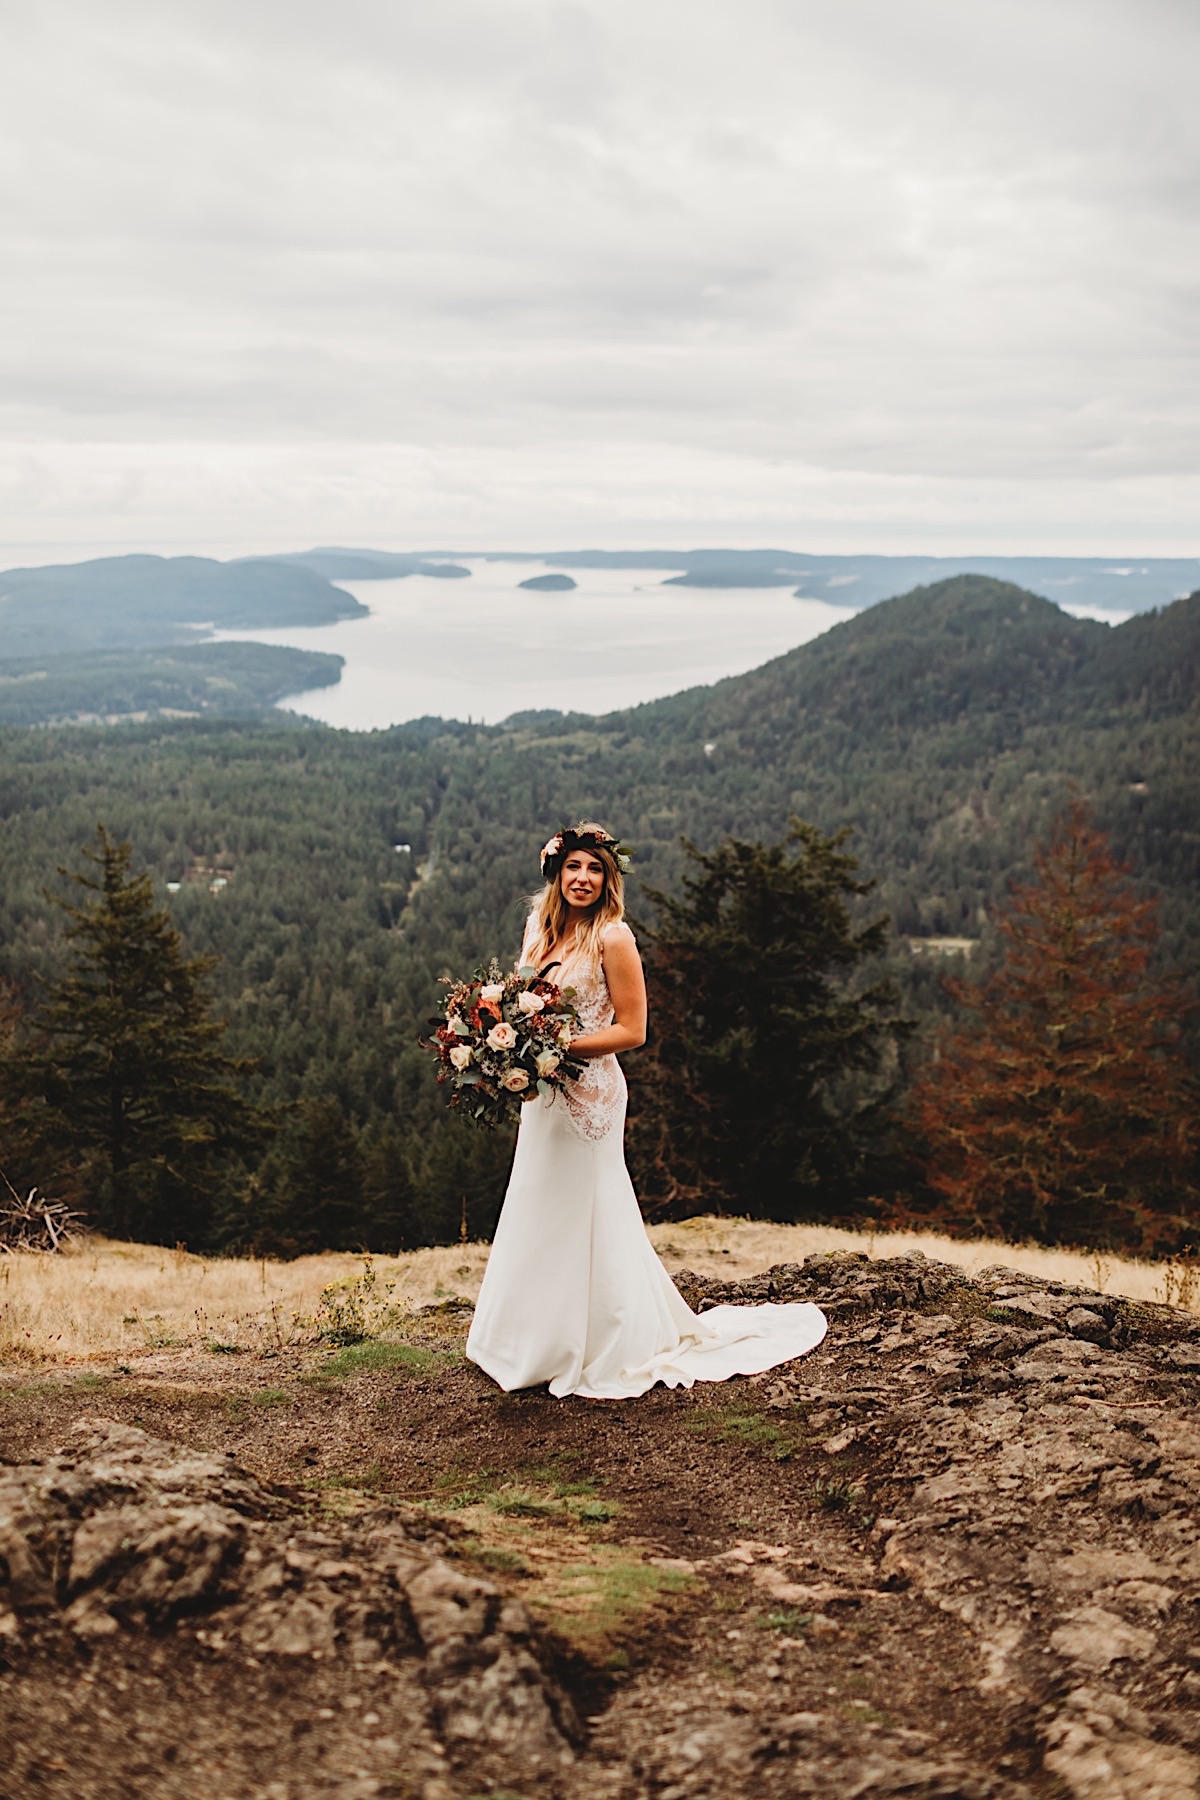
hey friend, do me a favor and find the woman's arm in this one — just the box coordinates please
[569,925,647,1058]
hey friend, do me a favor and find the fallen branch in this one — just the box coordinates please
[0,1169,90,1252]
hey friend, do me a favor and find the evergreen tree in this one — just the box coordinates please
[627,819,905,1218]
[359,1122,418,1252]
[266,1096,363,1254]
[15,827,266,1245]
[907,800,1198,1250]
[0,980,47,1202]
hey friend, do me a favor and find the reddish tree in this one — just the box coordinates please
[908,800,1198,1251]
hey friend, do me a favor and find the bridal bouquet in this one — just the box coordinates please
[424,958,585,1128]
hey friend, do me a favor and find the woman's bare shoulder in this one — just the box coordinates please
[600,919,637,947]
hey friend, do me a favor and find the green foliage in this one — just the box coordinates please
[630,819,908,1215]
[0,553,365,659]
[0,642,343,728]
[309,1341,436,1380]
[305,1257,398,1346]
[685,1402,803,1461]
[2,828,267,1243]
[811,1477,863,1511]
[761,1607,815,1633]
[260,1097,365,1255]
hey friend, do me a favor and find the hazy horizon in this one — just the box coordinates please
[4,538,1200,574]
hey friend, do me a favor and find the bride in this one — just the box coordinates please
[465,822,827,1400]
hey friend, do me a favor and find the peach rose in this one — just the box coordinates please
[480,983,505,1004]
[534,1048,561,1078]
[448,1044,473,1070]
[517,990,546,1015]
[486,1021,517,1050]
[502,1068,530,1091]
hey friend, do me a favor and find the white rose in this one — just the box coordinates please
[480,983,505,1004]
[517,990,546,1015]
[486,1021,517,1050]
[502,1068,530,1091]
[448,1044,473,1070]
[534,1048,561,1078]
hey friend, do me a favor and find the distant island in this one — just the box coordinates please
[517,573,577,592]
[266,549,471,582]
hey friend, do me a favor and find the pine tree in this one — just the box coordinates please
[16,828,267,1245]
[628,818,906,1218]
[0,981,48,1202]
[907,800,1198,1251]
[267,1096,364,1254]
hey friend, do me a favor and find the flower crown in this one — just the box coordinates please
[540,824,632,881]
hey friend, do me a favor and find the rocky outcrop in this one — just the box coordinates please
[4,1253,1199,1799]
[674,1252,1200,1800]
[0,1420,579,1792]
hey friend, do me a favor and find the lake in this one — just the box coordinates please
[212,559,862,730]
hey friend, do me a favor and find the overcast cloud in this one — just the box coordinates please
[2,0,1198,558]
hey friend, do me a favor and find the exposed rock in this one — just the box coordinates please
[0,1419,580,1787]
[5,1252,1200,1799]
[676,1251,1200,1800]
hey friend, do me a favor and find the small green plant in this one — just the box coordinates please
[490,1485,561,1518]
[762,1606,813,1633]
[428,1463,620,1526]
[306,1257,398,1346]
[555,1558,692,1636]
[307,1340,436,1382]
[812,1476,862,1512]
[465,1544,531,1578]
[131,1311,184,1348]
[687,1404,799,1462]
[574,1497,617,1524]
[306,1461,388,1493]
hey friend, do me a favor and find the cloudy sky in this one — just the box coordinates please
[3,0,1198,560]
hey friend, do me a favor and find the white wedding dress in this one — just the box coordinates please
[466,919,827,1400]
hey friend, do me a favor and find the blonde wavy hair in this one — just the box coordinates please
[524,821,626,973]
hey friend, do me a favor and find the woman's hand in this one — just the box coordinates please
[568,925,647,1059]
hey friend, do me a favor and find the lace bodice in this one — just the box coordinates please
[521,915,634,1142]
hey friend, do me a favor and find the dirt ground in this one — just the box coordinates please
[3,1254,1199,1800]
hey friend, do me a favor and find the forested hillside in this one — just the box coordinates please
[0,553,363,729]
[0,642,343,727]
[1,575,1196,1251]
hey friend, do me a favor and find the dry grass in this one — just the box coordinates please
[0,1216,1194,1366]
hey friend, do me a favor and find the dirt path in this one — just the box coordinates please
[3,1252,1199,1799]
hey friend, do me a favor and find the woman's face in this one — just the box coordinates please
[560,850,606,912]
